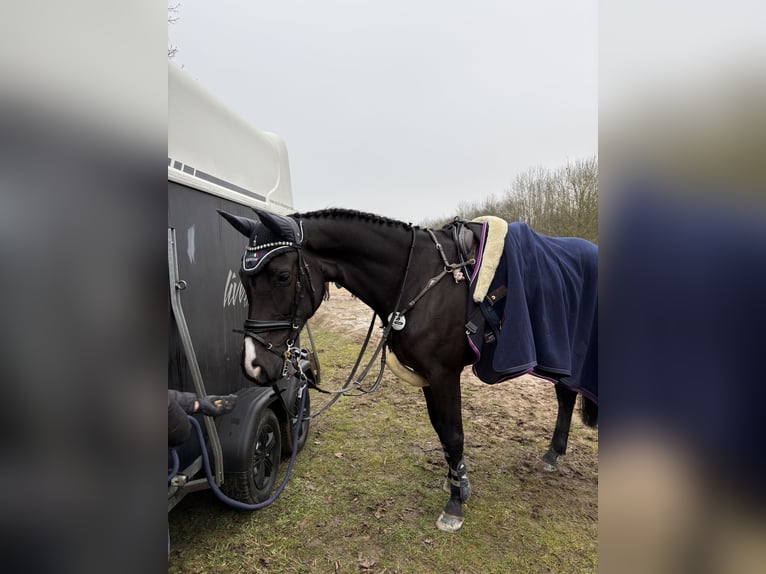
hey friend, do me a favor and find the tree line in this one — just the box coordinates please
[422,156,598,243]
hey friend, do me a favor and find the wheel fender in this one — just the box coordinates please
[216,386,277,474]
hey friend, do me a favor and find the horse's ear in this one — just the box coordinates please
[217,210,258,238]
[251,207,296,241]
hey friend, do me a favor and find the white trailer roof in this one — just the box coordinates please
[168,62,294,214]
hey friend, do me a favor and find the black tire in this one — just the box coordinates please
[281,387,311,455]
[222,408,281,504]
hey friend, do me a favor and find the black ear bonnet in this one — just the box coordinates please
[217,208,305,275]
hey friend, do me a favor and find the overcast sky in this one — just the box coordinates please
[170,1,597,223]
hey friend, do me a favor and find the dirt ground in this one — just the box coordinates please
[310,286,598,481]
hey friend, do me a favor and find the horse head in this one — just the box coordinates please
[218,208,325,384]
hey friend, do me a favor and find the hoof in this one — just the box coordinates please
[541,450,559,472]
[436,512,464,532]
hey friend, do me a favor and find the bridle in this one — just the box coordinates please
[236,217,320,378]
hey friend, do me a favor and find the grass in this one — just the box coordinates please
[168,327,597,573]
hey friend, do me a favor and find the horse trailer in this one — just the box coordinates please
[168,62,311,511]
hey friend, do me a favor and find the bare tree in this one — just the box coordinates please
[502,158,598,242]
[419,157,598,243]
[168,3,180,59]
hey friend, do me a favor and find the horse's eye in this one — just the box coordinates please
[276,271,291,284]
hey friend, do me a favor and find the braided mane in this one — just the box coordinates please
[290,208,415,229]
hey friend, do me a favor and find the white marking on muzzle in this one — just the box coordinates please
[243,337,262,380]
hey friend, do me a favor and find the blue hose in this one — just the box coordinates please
[169,382,308,557]
[168,449,180,481]
[187,381,308,510]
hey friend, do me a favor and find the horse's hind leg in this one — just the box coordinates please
[542,384,577,472]
[422,378,471,533]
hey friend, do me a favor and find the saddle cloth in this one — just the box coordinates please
[465,221,598,402]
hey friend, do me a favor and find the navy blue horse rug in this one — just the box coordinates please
[466,221,598,403]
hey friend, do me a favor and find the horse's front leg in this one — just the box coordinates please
[422,377,472,532]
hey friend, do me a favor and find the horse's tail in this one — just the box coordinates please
[580,396,598,428]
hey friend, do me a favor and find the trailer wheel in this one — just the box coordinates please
[223,407,281,503]
[281,388,311,455]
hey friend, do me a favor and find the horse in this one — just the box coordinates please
[218,207,598,532]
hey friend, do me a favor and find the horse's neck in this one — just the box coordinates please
[303,219,415,316]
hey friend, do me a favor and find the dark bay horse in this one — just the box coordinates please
[219,207,597,532]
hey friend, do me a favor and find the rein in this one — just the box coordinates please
[303,226,418,415]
